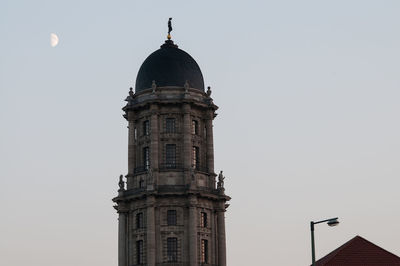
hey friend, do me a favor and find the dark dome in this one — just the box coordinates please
[135,40,205,92]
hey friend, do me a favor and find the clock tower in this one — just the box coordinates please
[113,33,230,266]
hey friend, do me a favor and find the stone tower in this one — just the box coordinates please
[113,36,230,266]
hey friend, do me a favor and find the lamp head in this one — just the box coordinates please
[327,218,339,227]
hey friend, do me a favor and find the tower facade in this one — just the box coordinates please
[113,38,230,266]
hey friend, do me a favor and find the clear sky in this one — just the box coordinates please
[1,1,400,265]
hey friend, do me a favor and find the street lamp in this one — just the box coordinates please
[310,217,339,266]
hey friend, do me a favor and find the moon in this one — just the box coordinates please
[50,33,59,47]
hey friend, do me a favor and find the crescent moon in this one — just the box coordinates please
[50,33,59,47]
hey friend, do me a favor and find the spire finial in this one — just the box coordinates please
[167,17,172,40]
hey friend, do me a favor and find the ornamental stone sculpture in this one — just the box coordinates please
[217,170,225,189]
[118,174,125,191]
[168,18,173,39]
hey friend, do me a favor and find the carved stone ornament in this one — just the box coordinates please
[152,80,157,93]
[217,170,225,189]
[118,174,125,191]
[184,80,189,92]
[206,86,212,97]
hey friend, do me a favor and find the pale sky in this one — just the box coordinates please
[1,1,400,265]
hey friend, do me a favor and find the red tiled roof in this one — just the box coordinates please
[314,235,400,266]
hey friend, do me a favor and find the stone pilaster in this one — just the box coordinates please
[150,104,159,176]
[118,211,127,266]
[188,195,198,266]
[182,104,192,184]
[217,203,227,266]
[205,111,214,175]
[128,118,136,175]
[146,196,156,266]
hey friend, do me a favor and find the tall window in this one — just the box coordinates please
[167,210,177,226]
[192,146,199,169]
[166,144,176,168]
[167,237,178,262]
[136,212,144,229]
[143,147,150,170]
[192,120,198,135]
[136,240,144,264]
[200,212,207,228]
[200,239,208,264]
[143,120,150,136]
[166,118,176,133]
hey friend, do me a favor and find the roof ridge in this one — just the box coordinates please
[315,235,361,265]
[355,235,400,260]
[315,235,400,265]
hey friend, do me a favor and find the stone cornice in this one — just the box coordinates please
[122,86,218,117]
[112,187,230,204]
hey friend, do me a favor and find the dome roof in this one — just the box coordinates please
[135,40,205,93]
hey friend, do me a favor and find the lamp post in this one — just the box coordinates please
[310,217,339,266]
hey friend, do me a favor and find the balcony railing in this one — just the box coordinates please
[134,164,208,173]
[193,165,208,173]
[155,263,216,266]
[159,163,184,171]
[134,166,148,174]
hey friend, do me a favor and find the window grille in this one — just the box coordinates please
[136,240,144,264]
[166,118,176,133]
[167,210,177,226]
[192,120,198,135]
[143,147,150,170]
[165,144,176,168]
[143,120,150,136]
[192,146,199,169]
[200,239,208,263]
[167,237,178,262]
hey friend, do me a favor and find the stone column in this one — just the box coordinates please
[146,196,156,266]
[212,211,218,265]
[127,212,134,265]
[217,204,227,266]
[188,196,198,266]
[118,211,127,266]
[205,112,214,174]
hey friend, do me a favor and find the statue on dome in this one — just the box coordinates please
[168,18,173,39]
[206,86,212,97]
